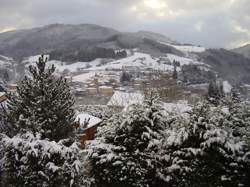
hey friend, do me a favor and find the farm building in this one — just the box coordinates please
[99,86,113,96]
[74,112,102,148]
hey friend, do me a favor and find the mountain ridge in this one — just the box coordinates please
[0,23,177,60]
[232,43,250,59]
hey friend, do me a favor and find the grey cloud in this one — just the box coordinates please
[0,0,249,48]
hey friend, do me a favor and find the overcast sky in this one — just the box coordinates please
[0,0,249,48]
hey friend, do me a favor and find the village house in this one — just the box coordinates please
[73,112,102,148]
[0,92,7,108]
[74,88,87,96]
[87,87,98,95]
[64,76,73,83]
[99,86,113,96]
[7,84,18,92]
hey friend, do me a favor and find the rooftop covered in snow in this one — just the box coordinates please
[74,112,102,129]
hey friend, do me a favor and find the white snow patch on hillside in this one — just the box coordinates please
[87,52,204,72]
[169,44,205,53]
[72,72,96,82]
[24,55,102,73]
[48,59,101,73]
[223,81,232,93]
[88,52,174,71]
[0,55,12,67]
[166,54,204,66]
[159,41,205,53]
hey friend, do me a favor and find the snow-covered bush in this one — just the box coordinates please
[224,101,250,144]
[86,96,170,187]
[162,102,250,186]
[87,100,250,187]
[4,55,75,141]
[1,132,84,187]
[76,105,116,120]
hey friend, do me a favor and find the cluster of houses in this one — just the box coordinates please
[0,83,17,107]
[70,74,116,97]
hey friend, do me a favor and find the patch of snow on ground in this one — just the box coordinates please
[48,59,101,73]
[72,72,96,82]
[24,55,102,73]
[169,44,205,53]
[223,81,232,93]
[88,52,174,72]
[0,55,12,67]
[159,41,205,53]
[166,54,204,66]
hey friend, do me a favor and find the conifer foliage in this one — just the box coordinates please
[2,132,83,187]
[87,99,250,187]
[164,102,250,187]
[87,94,169,187]
[5,55,75,141]
[0,55,84,187]
[207,80,225,106]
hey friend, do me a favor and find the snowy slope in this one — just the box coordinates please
[72,72,97,82]
[166,53,204,66]
[24,55,102,73]
[86,52,204,72]
[23,50,208,85]
[169,44,205,53]
[0,55,13,67]
[159,41,205,53]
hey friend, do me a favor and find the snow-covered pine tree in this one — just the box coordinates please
[172,60,178,80]
[224,99,250,144]
[4,55,75,141]
[87,99,250,187]
[2,132,84,187]
[163,102,250,187]
[207,80,225,106]
[86,93,170,187]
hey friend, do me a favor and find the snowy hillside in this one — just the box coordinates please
[86,52,205,72]
[24,50,206,74]
[0,55,13,68]
[159,41,206,53]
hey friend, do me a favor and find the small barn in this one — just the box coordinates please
[99,86,113,96]
[74,113,102,148]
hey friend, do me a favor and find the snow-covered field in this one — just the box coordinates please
[23,49,208,85]
[0,55,13,68]
[72,72,96,82]
[169,44,205,53]
[23,55,102,73]
[166,53,204,66]
[86,52,205,72]
[159,41,206,53]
